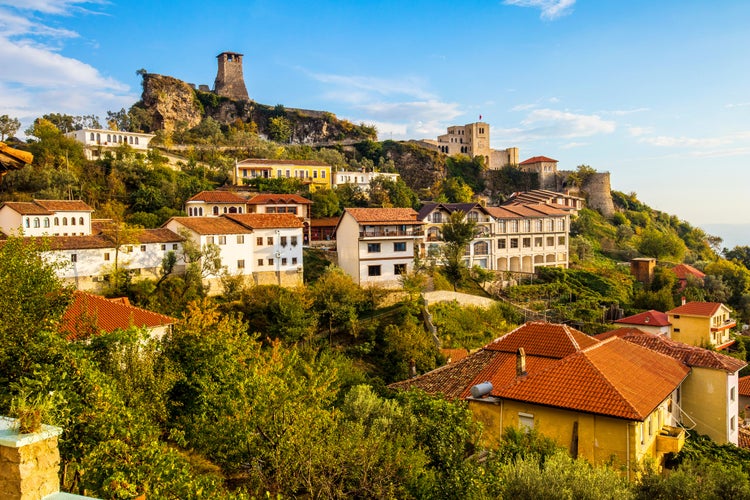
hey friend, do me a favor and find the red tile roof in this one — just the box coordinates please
[1,201,53,215]
[135,228,184,243]
[485,322,598,359]
[668,302,724,317]
[33,200,94,212]
[311,217,339,227]
[186,190,248,203]
[165,217,252,235]
[225,213,303,229]
[672,264,705,281]
[739,375,750,397]
[440,348,470,363]
[595,327,746,372]
[520,156,558,165]
[60,291,175,341]
[344,207,421,224]
[614,310,670,327]
[738,428,750,450]
[247,194,312,205]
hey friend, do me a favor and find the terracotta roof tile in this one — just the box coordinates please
[485,322,598,359]
[440,348,470,363]
[311,217,339,227]
[595,327,746,372]
[33,199,94,212]
[739,375,750,397]
[60,291,175,341]
[186,190,248,203]
[1,202,53,215]
[135,228,184,243]
[614,310,671,327]
[344,207,421,224]
[672,264,706,281]
[225,213,303,229]
[43,235,113,250]
[165,216,253,235]
[668,302,723,317]
[739,428,750,449]
[247,194,312,205]
[520,156,558,165]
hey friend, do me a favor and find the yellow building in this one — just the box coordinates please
[235,159,332,192]
[390,322,689,478]
[598,327,745,445]
[667,301,736,349]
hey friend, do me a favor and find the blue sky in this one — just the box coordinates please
[1,0,749,235]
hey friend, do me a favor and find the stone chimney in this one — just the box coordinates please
[516,347,527,377]
[0,416,62,500]
[409,358,417,378]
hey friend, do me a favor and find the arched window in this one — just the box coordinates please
[54,217,59,226]
[79,217,84,225]
[96,133,101,142]
[129,136,134,144]
[71,217,76,226]
[33,217,40,228]
[107,134,111,142]
[24,218,30,228]
[43,217,50,228]
[62,217,68,226]
[474,241,489,255]
[134,137,139,145]
[229,207,237,214]
[213,206,219,216]
[199,207,203,216]
[90,132,95,141]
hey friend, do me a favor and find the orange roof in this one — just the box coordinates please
[237,158,329,167]
[186,190,248,203]
[596,327,745,373]
[344,207,421,224]
[165,216,252,235]
[520,156,558,165]
[1,202,53,215]
[311,217,339,227]
[672,264,705,281]
[0,142,33,165]
[739,428,750,450]
[60,291,175,341]
[492,339,688,420]
[225,213,303,229]
[135,228,183,243]
[247,194,312,205]
[485,322,598,359]
[668,302,724,317]
[739,375,750,397]
[614,310,670,327]
[440,348,470,363]
[33,199,94,212]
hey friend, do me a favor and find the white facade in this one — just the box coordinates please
[333,171,400,192]
[0,200,94,237]
[66,128,155,160]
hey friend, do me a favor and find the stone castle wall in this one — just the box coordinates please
[557,170,615,217]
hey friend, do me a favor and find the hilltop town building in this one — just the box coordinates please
[417,122,518,170]
[235,159,332,192]
[0,200,94,237]
[519,156,559,190]
[214,51,249,100]
[65,128,155,160]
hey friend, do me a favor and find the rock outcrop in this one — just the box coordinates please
[141,74,203,133]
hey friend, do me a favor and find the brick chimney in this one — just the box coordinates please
[0,416,62,499]
[516,347,527,377]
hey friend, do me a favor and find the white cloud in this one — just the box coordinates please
[0,0,107,16]
[503,0,575,20]
[628,126,654,137]
[725,102,750,109]
[560,141,588,149]
[309,71,435,100]
[605,107,650,116]
[520,108,615,137]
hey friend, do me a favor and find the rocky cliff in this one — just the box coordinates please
[141,74,203,133]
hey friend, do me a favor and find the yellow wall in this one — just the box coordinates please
[468,397,677,475]
[680,367,729,443]
[670,314,710,346]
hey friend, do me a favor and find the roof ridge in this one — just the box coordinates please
[564,324,581,351]
[578,346,642,419]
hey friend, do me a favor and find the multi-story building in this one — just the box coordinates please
[0,200,94,237]
[614,310,671,336]
[235,159,332,192]
[247,193,313,244]
[505,189,584,215]
[418,202,495,269]
[667,301,736,350]
[335,208,424,287]
[65,128,155,160]
[185,190,247,216]
[518,156,558,190]
[333,171,400,192]
[485,203,569,272]
[417,122,518,170]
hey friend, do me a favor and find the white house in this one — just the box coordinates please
[185,190,248,217]
[66,128,155,160]
[246,193,313,244]
[0,200,94,237]
[614,310,671,336]
[335,208,424,288]
[333,171,400,192]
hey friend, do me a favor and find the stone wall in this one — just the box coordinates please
[557,170,615,218]
[0,418,62,500]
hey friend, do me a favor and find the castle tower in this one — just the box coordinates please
[214,51,249,100]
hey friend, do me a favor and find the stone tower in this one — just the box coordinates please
[214,51,249,100]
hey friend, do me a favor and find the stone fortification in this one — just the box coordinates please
[557,170,615,217]
[214,52,249,101]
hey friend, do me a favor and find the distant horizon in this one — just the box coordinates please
[700,223,750,251]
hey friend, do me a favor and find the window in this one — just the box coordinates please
[518,412,534,431]
[291,236,298,246]
[161,244,166,251]
[282,258,287,265]
[237,235,245,244]
[292,257,298,265]
[79,217,84,225]
[257,237,263,245]
[313,170,318,178]
[267,207,277,214]
[510,221,518,233]
[510,238,519,249]
[24,218,29,228]
[54,217,59,226]
[206,236,215,244]
[393,242,406,252]
[522,238,531,248]
[394,263,407,275]
[140,245,146,252]
[104,252,110,261]
[731,416,736,431]
[43,218,50,228]
[731,387,736,402]
[71,217,76,226]
[125,246,133,253]
[172,244,178,250]
[267,258,274,266]
[467,212,479,222]
[535,220,543,231]
[321,170,326,178]
[368,265,381,276]
[673,328,680,333]
[474,241,489,255]
[498,238,506,249]
[522,220,530,232]
[213,206,220,216]
[535,237,543,248]
[431,212,443,223]
[558,236,565,245]
[281,236,288,246]
[547,236,554,246]
[237,260,245,269]
[33,217,40,228]
[258,259,263,266]
[497,221,506,233]
[71,254,77,263]
[367,243,381,253]
[218,236,227,245]
[267,237,273,245]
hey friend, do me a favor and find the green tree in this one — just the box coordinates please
[268,116,292,143]
[724,245,750,270]
[441,211,477,290]
[0,114,21,140]
[310,266,368,338]
[311,188,341,217]
[637,228,687,261]
[436,177,474,203]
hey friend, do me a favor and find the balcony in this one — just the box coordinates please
[711,318,737,332]
[655,425,685,454]
[360,229,423,239]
